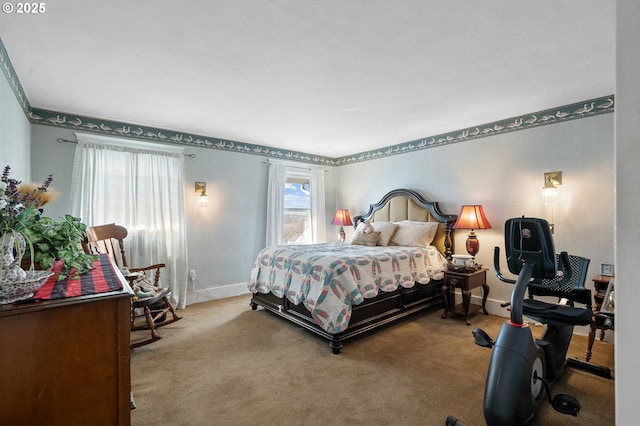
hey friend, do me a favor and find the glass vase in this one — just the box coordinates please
[1,232,28,283]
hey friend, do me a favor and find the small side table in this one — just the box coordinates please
[441,268,489,325]
[592,275,612,312]
[587,275,615,362]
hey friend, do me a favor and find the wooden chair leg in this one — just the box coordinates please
[164,296,182,321]
[130,290,181,348]
[144,306,160,339]
[150,296,182,329]
[130,306,163,348]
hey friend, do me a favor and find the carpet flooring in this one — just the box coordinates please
[130,295,615,425]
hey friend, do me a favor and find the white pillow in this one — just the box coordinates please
[390,221,439,247]
[371,222,399,246]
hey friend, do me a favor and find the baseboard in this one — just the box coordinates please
[186,282,249,305]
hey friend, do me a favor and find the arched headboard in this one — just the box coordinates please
[352,189,457,259]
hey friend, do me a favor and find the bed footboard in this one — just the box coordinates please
[250,281,443,354]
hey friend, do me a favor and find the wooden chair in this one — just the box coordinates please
[84,223,181,348]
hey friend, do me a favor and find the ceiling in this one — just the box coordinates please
[0,1,615,158]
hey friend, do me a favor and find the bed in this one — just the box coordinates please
[248,189,457,353]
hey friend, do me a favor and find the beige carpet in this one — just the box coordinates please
[130,295,615,426]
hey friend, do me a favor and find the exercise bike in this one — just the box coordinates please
[471,217,593,425]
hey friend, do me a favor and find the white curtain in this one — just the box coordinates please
[265,161,287,247]
[265,160,326,247]
[70,137,189,309]
[310,167,326,243]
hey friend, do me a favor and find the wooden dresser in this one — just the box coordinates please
[0,289,132,425]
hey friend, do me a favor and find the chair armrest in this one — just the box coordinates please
[130,263,166,272]
[130,264,166,287]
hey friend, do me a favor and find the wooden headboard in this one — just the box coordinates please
[352,189,457,258]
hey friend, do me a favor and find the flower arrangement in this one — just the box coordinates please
[0,165,97,281]
[0,165,58,234]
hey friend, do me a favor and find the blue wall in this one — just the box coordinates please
[0,46,30,179]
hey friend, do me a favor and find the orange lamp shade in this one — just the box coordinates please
[453,205,491,257]
[453,205,492,231]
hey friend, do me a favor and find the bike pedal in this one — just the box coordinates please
[552,393,581,416]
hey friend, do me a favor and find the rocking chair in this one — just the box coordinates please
[84,223,181,348]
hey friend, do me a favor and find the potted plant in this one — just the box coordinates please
[21,214,97,280]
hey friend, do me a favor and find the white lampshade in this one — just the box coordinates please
[541,186,558,205]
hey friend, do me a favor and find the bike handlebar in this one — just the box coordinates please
[493,246,516,284]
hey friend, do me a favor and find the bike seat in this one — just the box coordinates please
[523,299,593,326]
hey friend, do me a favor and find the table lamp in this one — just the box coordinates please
[453,205,492,257]
[331,209,353,242]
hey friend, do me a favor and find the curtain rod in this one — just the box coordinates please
[262,159,328,172]
[56,138,196,157]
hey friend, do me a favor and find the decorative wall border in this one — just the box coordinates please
[0,38,31,117]
[1,38,614,167]
[28,107,337,166]
[334,95,614,165]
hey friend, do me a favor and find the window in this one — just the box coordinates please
[265,161,326,247]
[70,132,189,309]
[284,173,311,244]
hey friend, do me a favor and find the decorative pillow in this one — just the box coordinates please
[351,231,381,247]
[372,222,399,246]
[391,221,439,247]
[351,221,366,242]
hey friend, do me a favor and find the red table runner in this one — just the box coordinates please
[35,254,123,300]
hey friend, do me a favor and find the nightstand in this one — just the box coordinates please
[441,268,489,325]
[592,275,612,312]
[587,275,615,362]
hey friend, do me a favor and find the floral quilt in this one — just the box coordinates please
[247,243,448,333]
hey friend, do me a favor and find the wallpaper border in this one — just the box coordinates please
[0,38,31,116]
[334,95,614,166]
[1,38,614,167]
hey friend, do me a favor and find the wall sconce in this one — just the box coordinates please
[542,171,562,205]
[542,171,562,233]
[195,181,208,208]
[453,205,492,258]
[331,209,353,242]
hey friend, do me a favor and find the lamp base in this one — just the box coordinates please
[337,227,346,243]
[465,231,479,257]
